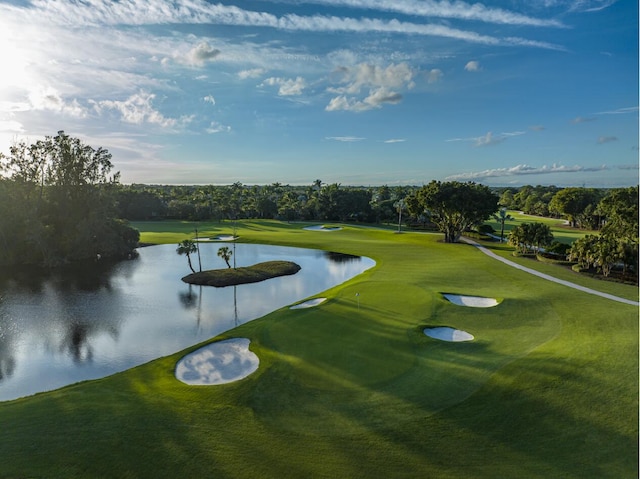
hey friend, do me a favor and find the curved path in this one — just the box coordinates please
[461,237,639,307]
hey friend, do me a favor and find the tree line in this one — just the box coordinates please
[1,133,636,279]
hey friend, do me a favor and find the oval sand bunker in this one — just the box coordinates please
[443,294,498,308]
[212,235,238,241]
[290,297,327,309]
[303,225,342,231]
[424,327,474,342]
[175,338,259,385]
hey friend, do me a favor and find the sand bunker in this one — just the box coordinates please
[303,225,342,231]
[175,338,259,385]
[443,294,498,308]
[290,297,327,309]
[424,327,474,342]
[211,235,238,241]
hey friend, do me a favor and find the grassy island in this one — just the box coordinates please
[182,260,301,287]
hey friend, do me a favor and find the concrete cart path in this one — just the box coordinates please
[461,237,639,307]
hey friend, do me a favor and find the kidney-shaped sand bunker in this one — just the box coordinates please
[443,294,498,308]
[175,338,259,385]
[424,327,474,342]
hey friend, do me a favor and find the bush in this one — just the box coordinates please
[477,224,495,234]
[546,241,570,256]
[536,253,574,266]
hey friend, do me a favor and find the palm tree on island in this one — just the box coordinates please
[217,246,233,269]
[177,239,198,273]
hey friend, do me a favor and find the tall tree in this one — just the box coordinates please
[549,188,602,228]
[410,181,498,243]
[492,207,513,243]
[0,131,138,266]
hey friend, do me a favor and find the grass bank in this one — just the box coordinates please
[0,220,637,478]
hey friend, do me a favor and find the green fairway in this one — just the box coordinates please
[483,210,598,244]
[1,220,637,478]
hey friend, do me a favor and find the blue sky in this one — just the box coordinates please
[0,0,637,186]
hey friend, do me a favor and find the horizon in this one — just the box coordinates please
[0,0,638,188]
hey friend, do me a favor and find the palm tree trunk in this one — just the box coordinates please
[187,254,196,273]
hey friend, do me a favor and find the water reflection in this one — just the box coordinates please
[0,243,374,401]
[324,251,361,263]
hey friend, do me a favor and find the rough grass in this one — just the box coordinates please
[0,220,637,478]
[182,260,301,287]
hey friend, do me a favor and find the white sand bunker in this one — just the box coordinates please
[290,297,327,309]
[443,294,498,308]
[211,234,238,241]
[175,338,259,385]
[424,327,474,342]
[303,225,342,231]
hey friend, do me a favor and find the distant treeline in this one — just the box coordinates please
[115,181,636,231]
[1,132,637,273]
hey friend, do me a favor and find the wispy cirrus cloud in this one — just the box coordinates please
[595,106,639,115]
[325,136,366,141]
[384,138,406,143]
[572,116,596,123]
[597,135,617,144]
[446,131,525,147]
[279,0,566,27]
[8,0,563,49]
[446,163,609,181]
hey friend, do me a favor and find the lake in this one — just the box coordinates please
[0,243,374,401]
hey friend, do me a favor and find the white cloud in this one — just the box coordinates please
[167,41,221,66]
[93,91,176,127]
[325,136,366,142]
[238,68,267,79]
[2,0,562,49]
[326,62,413,111]
[261,76,307,96]
[0,119,25,133]
[427,68,443,84]
[446,163,609,181]
[284,0,566,27]
[384,138,406,143]
[596,106,639,115]
[28,87,89,118]
[572,116,596,123]
[447,131,525,147]
[597,135,618,144]
[364,88,403,106]
[330,63,415,94]
[203,95,216,105]
[465,60,481,72]
[206,121,232,134]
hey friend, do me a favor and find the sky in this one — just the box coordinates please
[0,0,637,187]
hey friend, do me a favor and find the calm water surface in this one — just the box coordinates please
[0,243,374,401]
